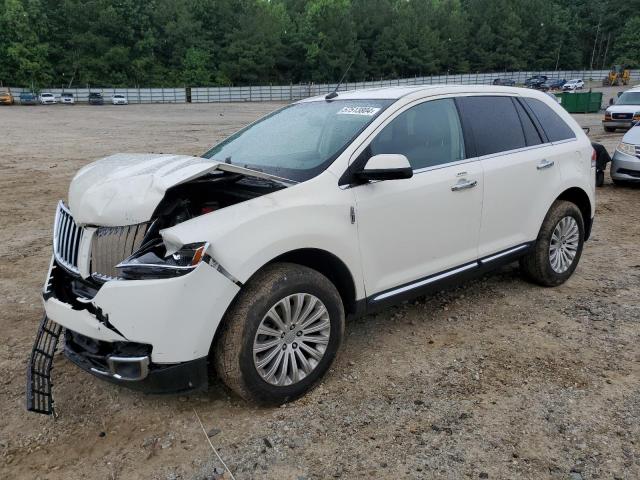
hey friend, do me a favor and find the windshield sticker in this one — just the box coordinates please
[337,106,381,116]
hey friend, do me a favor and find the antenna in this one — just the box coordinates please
[325,59,354,100]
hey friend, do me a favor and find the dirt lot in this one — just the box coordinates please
[1,93,639,480]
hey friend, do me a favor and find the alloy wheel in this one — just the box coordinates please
[549,216,580,274]
[253,293,331,386]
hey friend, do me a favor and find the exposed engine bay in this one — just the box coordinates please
[152,170,285,233]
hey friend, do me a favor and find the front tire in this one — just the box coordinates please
[520,200,584,287]
[214,263,345,404]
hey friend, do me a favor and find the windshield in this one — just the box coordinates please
[616,92,640,106]
[203,99,392,181]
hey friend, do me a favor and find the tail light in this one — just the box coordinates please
[591,149,597,168]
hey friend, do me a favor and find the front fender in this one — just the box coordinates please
[160,171,366,300]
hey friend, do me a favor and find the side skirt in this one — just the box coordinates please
[364,243,533,314]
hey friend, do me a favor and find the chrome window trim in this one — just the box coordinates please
[550,138,578,146]
[411,157,478,174]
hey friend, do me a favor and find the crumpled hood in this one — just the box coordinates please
[68,153,292,226]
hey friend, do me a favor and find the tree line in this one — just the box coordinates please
[1,0,638,88]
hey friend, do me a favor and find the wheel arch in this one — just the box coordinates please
[555,187,593,240]
[265,248,360,317]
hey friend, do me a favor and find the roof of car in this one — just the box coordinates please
[298,84,550,103]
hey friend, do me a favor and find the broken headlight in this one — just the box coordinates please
[116,241,209,280]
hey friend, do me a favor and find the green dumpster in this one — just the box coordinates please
[554,91,603,113]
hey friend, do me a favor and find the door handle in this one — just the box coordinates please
[451,179,478,191]
[537,159,555,170]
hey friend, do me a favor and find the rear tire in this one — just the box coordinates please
[214,262,345,404]
[520,200,584,287]
[604,127,616,132]
[595,170,605,187]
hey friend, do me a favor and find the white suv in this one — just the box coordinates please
[27,85,595,413]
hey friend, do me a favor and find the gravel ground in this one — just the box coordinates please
[1,89,639,480]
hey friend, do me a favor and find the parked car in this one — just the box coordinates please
[88,92,104,105]
[60,92,75,105]
[602,86,640,132]
[492,78,516,86]
[542,78,566,91]
[0,91,14,105]
[27,85,595,413]
[562,79,585,91]
[112,94,128,105]
[40,92,57,104]
[525,75,547,89]
[19,92,38,105]
[611,123,640,185]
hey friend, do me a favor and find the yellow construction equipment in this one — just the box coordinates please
[603,65,630,86]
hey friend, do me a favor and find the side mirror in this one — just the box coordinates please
[356,154,413,182]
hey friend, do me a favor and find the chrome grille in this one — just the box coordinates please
[53,202,83,274]
[91,223,149,281]
[635,145,640,159]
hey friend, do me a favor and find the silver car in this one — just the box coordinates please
[611,124,640,184]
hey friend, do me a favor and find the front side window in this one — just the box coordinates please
[203,99,392,182]
[367,98,465,170]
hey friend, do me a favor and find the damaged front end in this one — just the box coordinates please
[27,154,288,415]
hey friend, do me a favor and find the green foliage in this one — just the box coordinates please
[0,0,638,87]
[612,16,640,67]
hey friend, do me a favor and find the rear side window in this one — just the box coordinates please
[456,96,527,156]
[368,98,465,170]
[514,99,542,146]
[524,98,576,142]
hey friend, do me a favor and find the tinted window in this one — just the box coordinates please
[524,98,576,142]
[368,98,465,170]
[456,96,527,156]
[514,99,542,146]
